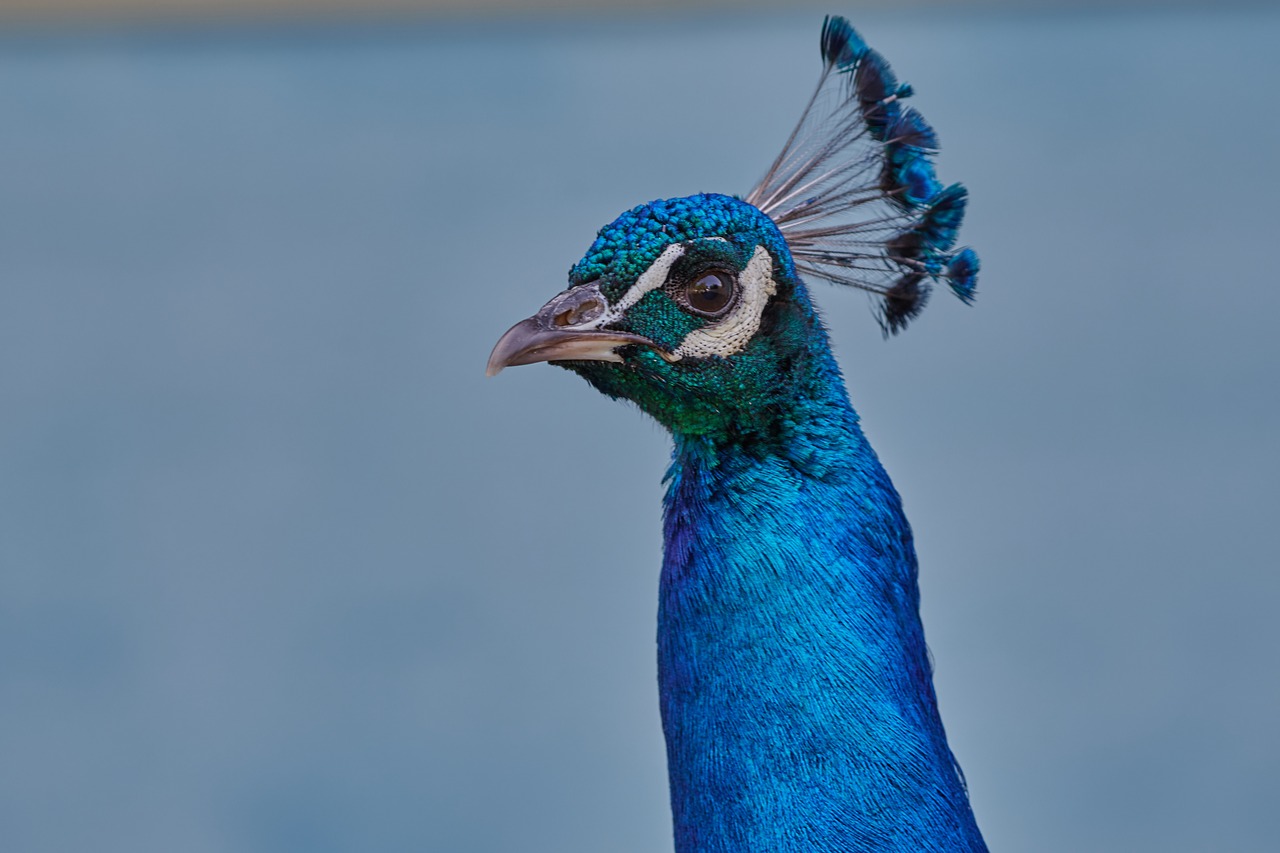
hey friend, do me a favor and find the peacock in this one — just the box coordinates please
[487,16,985,852]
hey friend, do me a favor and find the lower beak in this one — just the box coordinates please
[486,318,661,377]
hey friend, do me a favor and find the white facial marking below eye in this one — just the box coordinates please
[674,245,776,360]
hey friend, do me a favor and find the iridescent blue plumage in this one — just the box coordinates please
[572,194,794,302]
[488,16,985,851]
[820,15,866,69]
[947,248,980,304]
[883,108,943,207]
[662,374,981,850]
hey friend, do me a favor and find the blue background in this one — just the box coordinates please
[2,6,1278,851]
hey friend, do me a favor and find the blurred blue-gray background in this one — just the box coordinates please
[2,3,1278,851]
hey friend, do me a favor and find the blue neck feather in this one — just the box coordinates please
[658,338,986,851]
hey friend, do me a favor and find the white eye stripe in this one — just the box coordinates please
[598,237,733,325]
[583,239,774,360]
[674,245,776,360]
[558,244,685,332]
[611,243,686,316]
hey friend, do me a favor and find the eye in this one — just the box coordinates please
[683,271,737,317]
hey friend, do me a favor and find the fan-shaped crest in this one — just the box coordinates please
[746,16,980,334]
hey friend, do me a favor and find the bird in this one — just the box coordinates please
[487,16,986,852]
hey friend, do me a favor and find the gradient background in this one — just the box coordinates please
[2,3,1278,851]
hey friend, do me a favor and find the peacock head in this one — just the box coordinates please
[487,16,980,440]
[487,193,827,438]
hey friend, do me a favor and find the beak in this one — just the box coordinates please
[486,283,676,377]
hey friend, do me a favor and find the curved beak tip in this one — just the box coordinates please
[485,317,540,378]
[486,305,670,377]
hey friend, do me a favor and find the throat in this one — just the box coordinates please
[657,408,985,851]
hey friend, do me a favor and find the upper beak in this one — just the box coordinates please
[486,283,675,377]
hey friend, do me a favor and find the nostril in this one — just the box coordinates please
[572,299,605,324]
[554,298,605,327]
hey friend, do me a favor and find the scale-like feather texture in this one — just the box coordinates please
[660,340,986,850]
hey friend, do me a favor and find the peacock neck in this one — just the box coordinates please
[657,351,986,851]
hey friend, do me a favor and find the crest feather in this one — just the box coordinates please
[746,16,979,335]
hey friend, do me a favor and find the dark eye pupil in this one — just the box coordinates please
[687,272,734,314]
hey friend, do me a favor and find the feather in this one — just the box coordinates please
[887,183,968,266]
[746,16,978,333]
[946,247,980,304]
[820,14,867,68]
[880,272,932,336]
[853,49,902,141]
